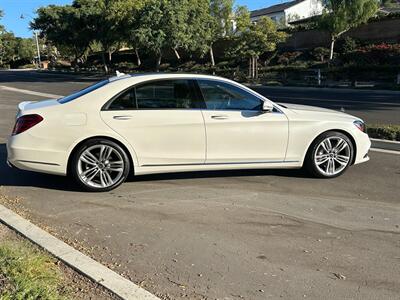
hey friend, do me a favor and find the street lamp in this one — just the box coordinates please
[20,14,41,69]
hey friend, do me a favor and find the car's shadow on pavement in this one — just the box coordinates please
[130,167,310,183]
[0,143,310,191]
[0,144,79,191]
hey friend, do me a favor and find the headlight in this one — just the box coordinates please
[354,120,366,133]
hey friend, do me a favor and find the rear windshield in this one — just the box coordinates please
[58,80,109,104]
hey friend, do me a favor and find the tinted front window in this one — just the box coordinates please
[198,80,262,111]
[136,79,196,109]
[58,80,109,104]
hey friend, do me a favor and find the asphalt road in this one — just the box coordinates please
[0,70,399,300]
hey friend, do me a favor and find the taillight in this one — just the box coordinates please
[353,120,366,133]
[12,114,43,135]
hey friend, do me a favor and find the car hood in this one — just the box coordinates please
[278,102,359,121]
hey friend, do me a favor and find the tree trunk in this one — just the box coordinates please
[254,56,258,79]
[249,56,257,79]
[135,48,141,66]
[209,46,215,67]
[156,52,162,71]
[329,37,335,60]
[101,52,108,74]
[108,51,113,62]
[252,56,255,79]
[173,47,181,60]
[248,57,252,78]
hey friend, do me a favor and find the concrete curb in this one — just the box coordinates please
[0,204,160,300]
[371,138,400,152]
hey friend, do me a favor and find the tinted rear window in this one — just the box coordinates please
[58,80,109,104]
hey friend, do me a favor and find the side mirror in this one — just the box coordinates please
[262,101,274,113]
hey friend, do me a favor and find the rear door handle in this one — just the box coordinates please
[113,115,133,120]
[211,115,229,120]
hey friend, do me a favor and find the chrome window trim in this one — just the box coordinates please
[102,75,284,114]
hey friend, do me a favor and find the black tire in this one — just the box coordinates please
[69,138,130,192]
[305,131,354,178]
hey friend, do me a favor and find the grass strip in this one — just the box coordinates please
[0,239,68,300]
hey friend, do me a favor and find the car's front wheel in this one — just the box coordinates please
[305,131,354,178]
[70,139,130,192]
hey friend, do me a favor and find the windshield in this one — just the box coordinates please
[58,80,109,104]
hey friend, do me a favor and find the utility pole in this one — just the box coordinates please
[34,31,41,69]
[20,14,41,69]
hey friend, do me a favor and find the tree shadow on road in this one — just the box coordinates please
[0,70,104,84]
[0,144,312,191]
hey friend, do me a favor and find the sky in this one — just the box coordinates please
[0,0,284,38]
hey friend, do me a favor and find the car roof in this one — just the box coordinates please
[107,72,231,83]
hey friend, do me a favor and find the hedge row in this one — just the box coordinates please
[367,124,400,141]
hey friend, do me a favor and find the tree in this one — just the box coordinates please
[71,0,127,72]
[0,9,7,65]
[122,1,149,67]
[208,0,234,66]
[318,0,379,60]
[0,10,37,66]
[230,11,287,79]
[382,0,400,8]
[185,0,213,60]
[134,0,211,70]
[32,4,95,66]
[15,37,36,61]
[0,32,17,65]
[133,0,168,70]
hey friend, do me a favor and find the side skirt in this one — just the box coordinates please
[134,161,302,176]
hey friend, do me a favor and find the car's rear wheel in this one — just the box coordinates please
[70,139,130,192]
[305,131,354,178]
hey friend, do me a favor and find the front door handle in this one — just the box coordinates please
[113,115,132,120]
[211,115,229,120]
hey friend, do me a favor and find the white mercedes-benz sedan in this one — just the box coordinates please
[7,73,371,191]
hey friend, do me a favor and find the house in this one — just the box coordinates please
[250,0,324,26]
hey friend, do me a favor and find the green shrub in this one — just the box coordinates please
[338,37,358,55]
[277,51,303,65]
[367,124,400,141]
[311,47,330,63]
[344,43,400,65]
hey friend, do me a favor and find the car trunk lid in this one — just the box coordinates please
[17,99,60,117]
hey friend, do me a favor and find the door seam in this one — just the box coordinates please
[200,110,208,164]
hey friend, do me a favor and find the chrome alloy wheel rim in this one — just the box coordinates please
[77,145,124,188]
[314,137,351,176]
